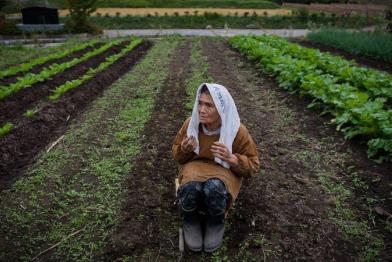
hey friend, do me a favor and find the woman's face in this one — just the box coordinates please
[198,92,221,128]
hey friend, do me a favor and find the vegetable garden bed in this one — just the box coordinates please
[1,37,391,261]
[0,38,150,189]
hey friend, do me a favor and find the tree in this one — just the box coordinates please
[66,0,99,33]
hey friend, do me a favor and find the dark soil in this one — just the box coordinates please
[0,41,128,128]
[0,42,104,86]
[0,41,152,191]
[292,39,392,73]
[98,40,193,260]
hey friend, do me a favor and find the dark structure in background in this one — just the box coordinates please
[17,6,64,32]
[21,6,59,24]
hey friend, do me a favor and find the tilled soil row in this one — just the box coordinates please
[99,40,192,260]
[0,41,129,127]
[0,42,104,86]
[0,41,152,190]
[201,38,358,260]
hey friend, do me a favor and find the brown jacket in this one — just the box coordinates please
[172,117,260,209]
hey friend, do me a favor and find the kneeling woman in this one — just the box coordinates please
[172,83,260,252]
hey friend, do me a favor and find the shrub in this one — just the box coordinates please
[66,0,100,33]
[296,7,309,20]
[0,20,22,35]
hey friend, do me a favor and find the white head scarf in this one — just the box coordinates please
[187,83,240,169]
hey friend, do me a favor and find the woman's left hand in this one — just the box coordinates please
[210,142,239,167]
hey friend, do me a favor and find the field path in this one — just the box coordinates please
[100,39,193,259]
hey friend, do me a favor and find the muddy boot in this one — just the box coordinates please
[182,210,203,252]
[203,212,225,252]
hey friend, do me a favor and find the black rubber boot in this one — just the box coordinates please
[203,212,225,252]
[182,210,203,252]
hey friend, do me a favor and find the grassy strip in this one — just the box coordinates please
[78,13,368,30]
[0,39,98,80]
[252,34,392,103]
[184,38,213,111]
[49,38,142,100]
[229,36,392,162]
[95,0,280,8]
[0,38,178,261]
[308,29,392,63]
[0,39,122,101]
[0,122,13,138]
[291,137,385,260]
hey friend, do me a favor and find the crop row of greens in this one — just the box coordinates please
[252,35,392,104]
[0,39,98,80]
[0,38,142,141]
[307,29,392,63]
[229,35,392,162]
[49,38,142,100]
[0,39,122,101]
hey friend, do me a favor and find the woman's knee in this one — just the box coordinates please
[178,182,202,212]
[202,179,229,216]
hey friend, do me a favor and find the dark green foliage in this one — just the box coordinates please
[230,35,392,161]
[65,0,101,33]
[308,29,392,63]
[75,13,369,30]
[0,20,22,35]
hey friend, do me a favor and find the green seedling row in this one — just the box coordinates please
[0,39,122,101]
[49,38,142,100]
[251,35,392,104]
[0,39,98,80]
[229,36,392,162]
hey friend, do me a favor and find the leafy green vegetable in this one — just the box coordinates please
[229,35,392,161]
[49,38,143,100]
[0,39,98,80]
[0,39,122,101]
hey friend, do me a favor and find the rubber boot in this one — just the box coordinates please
[203,212,225,252]
[182,210,203,252]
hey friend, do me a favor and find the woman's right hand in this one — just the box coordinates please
[181,135,197,153]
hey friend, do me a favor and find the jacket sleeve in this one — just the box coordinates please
[172,118,195,164]
[230,124,260,178]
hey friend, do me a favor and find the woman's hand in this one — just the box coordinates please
[181,135,197,153]
[210,142,239,167]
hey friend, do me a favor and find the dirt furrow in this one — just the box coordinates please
[201,38,358,260]
[99,40,193,260]
[0,41,152,190]
[0,42,104,86]
[0,41,128,127]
